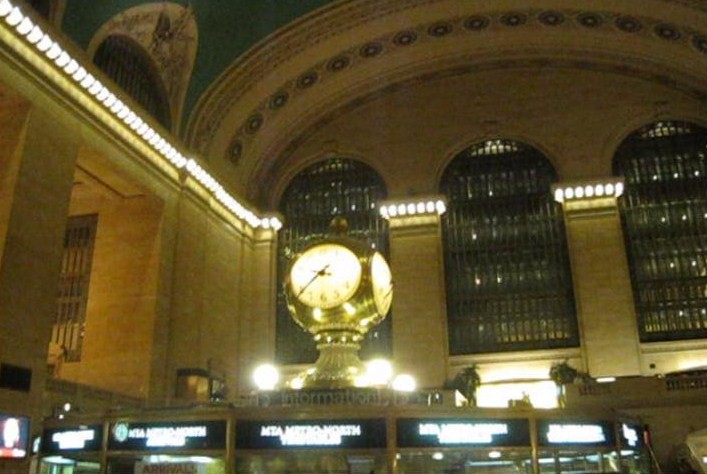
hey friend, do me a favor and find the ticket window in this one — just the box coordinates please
[106,455,227,474]
[235,451,387,474]
[536,449,620,473]
[396,448,534,474]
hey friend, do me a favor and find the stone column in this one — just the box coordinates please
[557,181,641,377]
[385,198,448,388]
[0,107,78,431]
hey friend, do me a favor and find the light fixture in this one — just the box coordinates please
[392,373,416,392]
[253,364,279,391]
[365,359,393,386]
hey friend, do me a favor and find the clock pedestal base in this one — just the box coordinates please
[296,340,365,389]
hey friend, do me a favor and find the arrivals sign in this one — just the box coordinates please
[235,419,387,449]
[41,425,103,453]
[135,462,206,474]
[396,418,530,448]
[108,420,226,451]
[537,420,615,447]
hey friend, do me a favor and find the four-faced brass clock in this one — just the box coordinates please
[284,226,393,332]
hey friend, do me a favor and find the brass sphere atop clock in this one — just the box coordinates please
[283,217,393,388]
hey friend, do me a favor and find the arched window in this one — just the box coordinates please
[276,157,390,364]
[614,120,707,342]
[441,139,578,355]
[93,35,171,130]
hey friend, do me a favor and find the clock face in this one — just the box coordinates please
[289,243,362,309]
[371,252,393,315]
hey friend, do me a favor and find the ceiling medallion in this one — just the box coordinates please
[359,42,383,58]
[500,13,527,27]
[615,16,642,33]
[393,30,418,46]
[296,71,319,89]
[464,15,490,31]
[538,11,564,26]
[428,22,453,37]
[577,12,603,28]
[654,24,681,41]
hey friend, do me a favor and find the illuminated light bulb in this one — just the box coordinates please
[55,51,71,68]
[312,308,323,320]
[584,185,594,197]
[148,133,161,146]
[365,359,393,386]
[564,187,574,199]
[615,182,624,196]
[80,73,95,89]
[253,364,279,391]
[416,202,425,214]
[27,26,43,44]
[392,374,416,392]
[436,200,446,214]
[488,451,502,459]
[46,43,62,60]
[343,302,356,315]
[574,186,584,198]
[605,183,614,195]
[36,35,52,52]
[88,82,103,97]
[123,111,137,126]
[102,93,116,108]
[0,0,12,17]
[407,203,416,214]
[16,17,33,35]
[290,377,304,390]
[432,452,444,461]
[554,188,564,202]
[137,123,148,136]
[397,203,406,215]
[143,128,155,141]
[6,7,23,26]
[96,88,109,102]
[426,201,435,213]
[64,59,79,75]
[130,117,144,131]
[117,107,129,120]
[71,66,87,82]
[388,205,397,217]
[595,184,604,196]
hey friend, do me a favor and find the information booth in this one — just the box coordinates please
[37,423,103,474]
[36,399,652,474]
[102,411,230,474]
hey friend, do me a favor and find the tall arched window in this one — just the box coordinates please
[276,157,390,364]
[441,139,578,355]
[614,120,707,342]
[93,35,171,130]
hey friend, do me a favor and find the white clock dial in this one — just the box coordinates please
[289,243,362,309]
[371,252,393,315]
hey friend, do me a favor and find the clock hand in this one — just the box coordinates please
[296,263,331,297]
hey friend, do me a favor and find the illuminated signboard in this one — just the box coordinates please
[619,423,642,449]
[0,414,30,459]
[108,420,226,451]
[396,418,530,448]
[235,419,387,449]
[41,425,103,453]
[537,420,615,447]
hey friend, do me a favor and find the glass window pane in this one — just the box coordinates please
[613,121,707,342]
[440,139,578,355]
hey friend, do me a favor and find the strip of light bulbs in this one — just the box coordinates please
[553,181,624,203]
[0,0,282,231]
[379,199,447,219]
